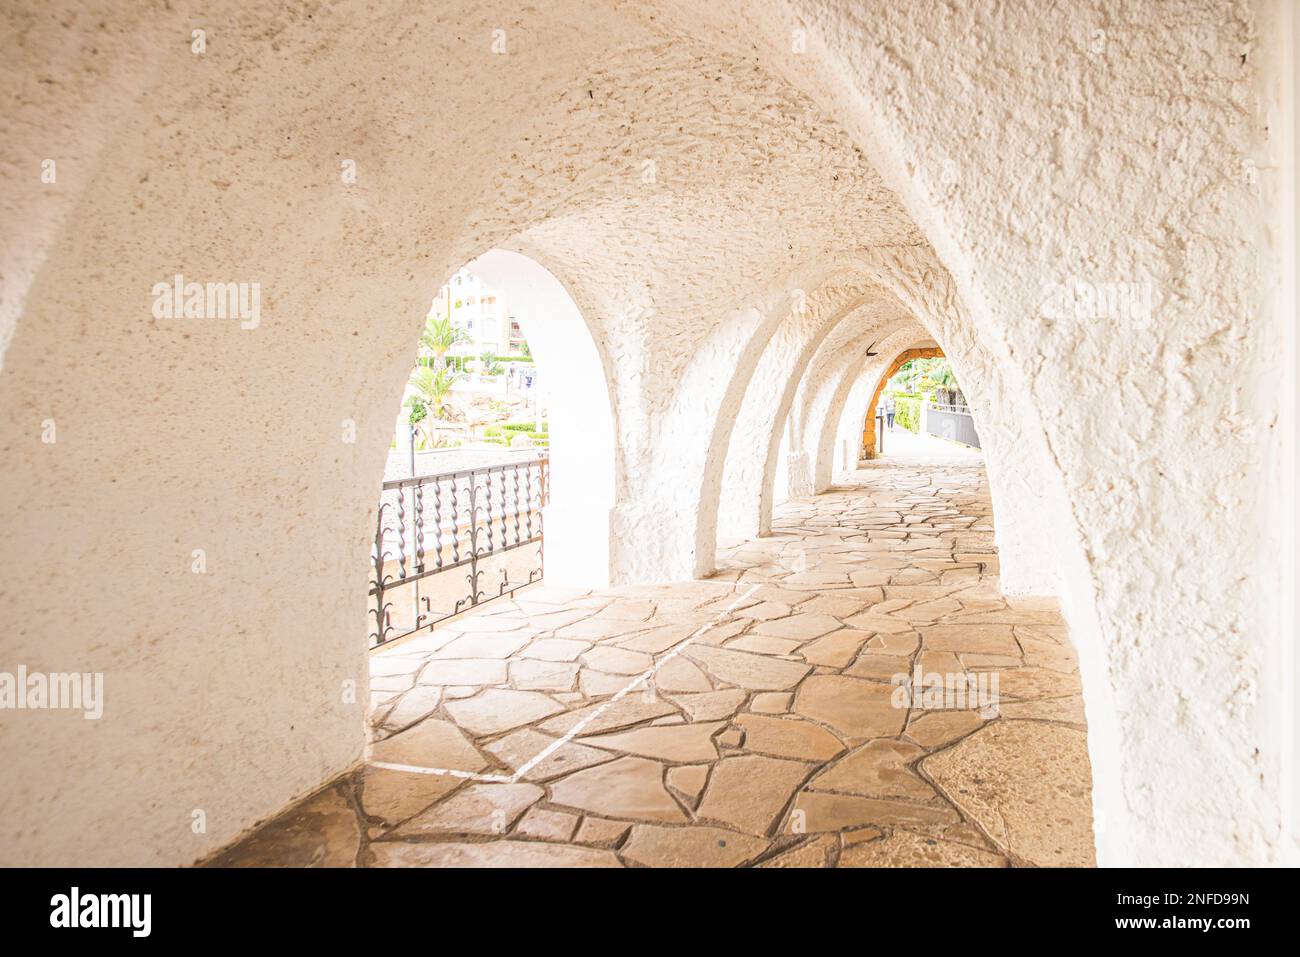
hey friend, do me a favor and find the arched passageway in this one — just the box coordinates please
[0,0,1289,871]
[217,450,1094,868]
[366,250,618,646]
[859,347,945,461]
[461,251,617,590]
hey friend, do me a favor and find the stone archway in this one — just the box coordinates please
[0,0,1286,870]
[461,250,618,589]
[861,347,944,459]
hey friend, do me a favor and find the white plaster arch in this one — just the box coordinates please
[0,0,1284,869]
[736,247,1032,578]
[664,0,1282,865]
[831,373,878,477]
[815,334,940,489]
[461,250,617,589]
[699,246,1016,603]
[0,3,944,865]
[772,309,914,504]
[709,252,966,564]
[711,275,884,545]
[783,310,916,499]
[846,247,1064,592]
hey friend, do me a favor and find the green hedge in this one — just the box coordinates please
[894,395,921,433]
[503,421,548,433]
[483,435,549,447]
[481,421,549,445]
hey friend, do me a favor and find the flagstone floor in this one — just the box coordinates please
[210,455,1094,868]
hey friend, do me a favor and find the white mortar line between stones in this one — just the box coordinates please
[507,583,762,783]
[367,584,761,787]
[367,762,514,784]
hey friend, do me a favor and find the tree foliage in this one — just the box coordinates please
[420,314,470,369]
[405,365,462,423]
[888,357,958,396]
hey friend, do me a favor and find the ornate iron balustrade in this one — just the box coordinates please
[368,456,548,647]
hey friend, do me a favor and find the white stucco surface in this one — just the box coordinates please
[0,0,1290,867]
[715,279,895,543]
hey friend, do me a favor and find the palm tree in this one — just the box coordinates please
[419,313,470,370]
[408,366,462,418]
[924,360,957,393]
[404,366,463,448]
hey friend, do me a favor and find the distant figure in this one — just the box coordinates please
[884,393,896,430]
[507,364,517,392]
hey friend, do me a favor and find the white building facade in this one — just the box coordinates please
[430,269,528,362]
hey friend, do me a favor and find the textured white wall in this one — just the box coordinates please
[1260,0,1298,858]
[831,370,876,477]
[741,0,1284,864]
[713,277,874,543]
[714,280,906,545]
[0,0,1287,866]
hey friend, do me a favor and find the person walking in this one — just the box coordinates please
[885,392,896,430]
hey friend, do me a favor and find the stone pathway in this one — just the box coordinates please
[211,457,1094,868]
[875,424,983,462]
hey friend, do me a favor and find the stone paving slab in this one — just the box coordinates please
[214,458,1094,868]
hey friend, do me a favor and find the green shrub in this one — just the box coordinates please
[503,421,535,432]
[894,395,921,433]
[483,425,502,437]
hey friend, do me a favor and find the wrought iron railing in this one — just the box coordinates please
[368,456,548,647]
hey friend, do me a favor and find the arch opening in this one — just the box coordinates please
[367,249,618,648]
[12,0,1280,871]
[462,250,618,591]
